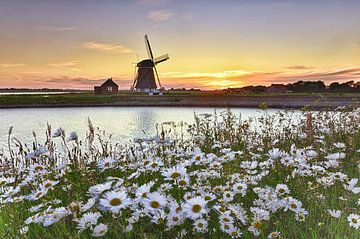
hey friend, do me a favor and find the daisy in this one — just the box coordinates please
[99,190,131,214]
[347,214,360,229]
[76,212,101,231]
[275,184,290,195]
[68,131,78,141]
[183,196,208,220]
[162,165,187,181]
[88,181,112,197]
[193,218,208,233]
[142,192,168,212]
[97,157,116,172]
[232,182,247,196]
[285,197,303,213]
[327,209,341,218]
[92,223,108,237]
[268,231,281,238]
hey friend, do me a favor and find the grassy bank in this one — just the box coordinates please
[0,108,359,238]
[0,92,359,108]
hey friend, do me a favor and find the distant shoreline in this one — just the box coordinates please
[0,94,359,109]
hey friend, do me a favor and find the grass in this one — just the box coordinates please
[0,91,359,107]
[0,108,359,238]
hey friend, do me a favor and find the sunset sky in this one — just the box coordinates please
[0,0,359,90]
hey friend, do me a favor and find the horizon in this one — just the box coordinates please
[0,0,360,90]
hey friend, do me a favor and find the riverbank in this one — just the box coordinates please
[0,93,359,109]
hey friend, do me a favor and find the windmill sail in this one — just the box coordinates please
[154,54,169,64]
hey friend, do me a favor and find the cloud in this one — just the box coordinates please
[83,42,132,54]
[286,65,314,70]
[47,61,81,72]
[138,0,171,5]
[147,10,175,22]
[35,26,76,32]
[0,63,26,68]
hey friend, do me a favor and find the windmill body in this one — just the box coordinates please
[132,35,169,92]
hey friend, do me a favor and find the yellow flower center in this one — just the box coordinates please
[171,172,181,179]
[110,198,122,206]
[179,180,186,186]
[198,222,204,228]
[173,216,179,222]
[204,196,211,201]
[254,221,262,229]
[150,201,160,209]
[231,231,238,236]
[192,204,202,213]
[45,182,52,188]
[352,218,358,223]
[278,188,285,193]
[290,203,297,209]
[195,156,201,161]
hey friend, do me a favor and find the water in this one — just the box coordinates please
[0,107,285,149]
[0,92,71,95]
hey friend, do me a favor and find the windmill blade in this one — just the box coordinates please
[154,66,162,89]
[144,34,154,60]
[154,54,169,65]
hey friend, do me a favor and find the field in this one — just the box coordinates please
[0,107,359,238]
[0,92,359,109]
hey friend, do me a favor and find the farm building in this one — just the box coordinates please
[94,78,118,95]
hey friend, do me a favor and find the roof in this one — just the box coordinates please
[101,78,118,87]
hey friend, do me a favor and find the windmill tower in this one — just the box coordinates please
[132,34,169,92]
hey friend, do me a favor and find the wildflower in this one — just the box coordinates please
[52,128,64,138]
[92,223,108,237]
[88,181,112,197]
[82,197,96,212]
[97,157,116,172]
[99,190,131,214]
[276,183,290,195]
[76,212,101,231]
[183,196,208,220]
[162,165,187,181]
[347,214,360,229]
[232,182,247,196]
[327,209,341,218]
[193,218,208,233]
[68,131,78,141]
[285,198,303,213]
[344,178,360,194]
[268,231,281,238]
[143,192,168,212]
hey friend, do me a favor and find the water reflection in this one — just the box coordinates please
[0,107,283,149]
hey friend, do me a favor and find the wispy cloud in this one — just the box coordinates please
[138,0,171,5]
[83,42,132,54]
[47,61,81,72]
[35,26,76,32]
[0,63,26,68]
[147,10,175,22]
[286,65,314,70]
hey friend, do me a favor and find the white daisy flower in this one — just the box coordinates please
[99,190,131,214]
[92,223,108,237]
[162,165,187,181]
[76,212,101,231]
[183,196,208,220]
[327,209,341,218]
[193,218,208,233]
[347,213,360,229]
[142,192,168,212]
[275,183,290,195]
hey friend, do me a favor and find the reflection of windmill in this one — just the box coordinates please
[131,34,169,92]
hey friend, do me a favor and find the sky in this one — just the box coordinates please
[0,0,359,90]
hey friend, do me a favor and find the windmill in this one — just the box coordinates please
[131,34,169,92]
